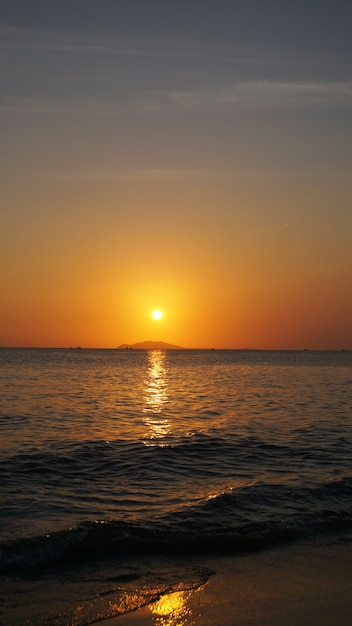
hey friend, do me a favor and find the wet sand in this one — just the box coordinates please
[104,535,352,626]
[2,535,352,625]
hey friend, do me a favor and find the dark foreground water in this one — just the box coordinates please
[1,348,351,624]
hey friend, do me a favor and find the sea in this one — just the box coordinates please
[1,348,352,625]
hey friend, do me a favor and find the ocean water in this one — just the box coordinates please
[1,348,352,624]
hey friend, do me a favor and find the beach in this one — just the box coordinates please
[2,533,352,625]
[105,535,352,626]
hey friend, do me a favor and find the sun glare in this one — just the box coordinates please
[152,309,163,320]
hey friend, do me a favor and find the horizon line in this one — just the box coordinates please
[0,346,350,352]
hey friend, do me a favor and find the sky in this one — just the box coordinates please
[1,0,351,349]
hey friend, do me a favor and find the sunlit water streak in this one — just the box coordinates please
[143,350,171,443]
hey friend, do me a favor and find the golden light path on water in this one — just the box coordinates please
[141,353,205,625]
[143,350,171,444]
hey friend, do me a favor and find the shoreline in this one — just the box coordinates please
[103,534,352,626]
[2,533,352,625]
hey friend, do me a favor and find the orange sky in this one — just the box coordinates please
[1,2,351,349]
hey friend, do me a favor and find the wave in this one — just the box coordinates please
[4,428,351,478]
[2,476,352,574]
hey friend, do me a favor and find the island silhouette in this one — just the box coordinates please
[117,341,184,350]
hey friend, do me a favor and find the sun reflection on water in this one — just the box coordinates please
[150,590,192,626]
[143,351,171,444]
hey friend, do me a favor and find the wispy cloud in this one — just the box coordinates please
[0,26,324,66]
[0,25,346,79]
[44,168,332,183]
[1,26,351,117]
[0,97,122,116]
[43,165,352,185]
[0,26,121,56]
[45,168,230,182]
[156,80,352,111]
[2,80,352,118]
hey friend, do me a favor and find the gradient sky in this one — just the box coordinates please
[1,0,351,349]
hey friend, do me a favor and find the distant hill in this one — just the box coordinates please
[117,341,184,350]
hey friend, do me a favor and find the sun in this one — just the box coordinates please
[152,309,163,320]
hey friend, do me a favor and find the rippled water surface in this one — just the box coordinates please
[1,348,351,554]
